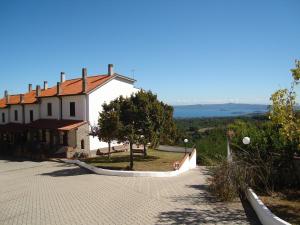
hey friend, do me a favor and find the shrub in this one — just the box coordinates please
[209,158,262,201]
[209,161,237,201]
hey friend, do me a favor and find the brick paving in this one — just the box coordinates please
[0,159,253,225]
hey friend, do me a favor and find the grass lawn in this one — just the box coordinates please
[260,190,300,225]
[84,149,185,171]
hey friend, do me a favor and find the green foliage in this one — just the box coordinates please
[291,60,300,82]
[98,102,121,158]
[269,60,300,152]
[95,90,177,169]
[174,115,268,166]
[228,119,299,192]
[194,128,227,166]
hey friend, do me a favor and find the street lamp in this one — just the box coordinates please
[184,138,188,155]
[140,135,145,148]
[242,137,250,145]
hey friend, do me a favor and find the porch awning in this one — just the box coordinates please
[0,123,27,133]
[27,119,87,131]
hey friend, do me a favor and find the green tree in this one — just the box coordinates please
[130,90,178,156]
[96,90,178,170]
[98,102,120,159]
[117,96,139,169]
[131,90,153,157]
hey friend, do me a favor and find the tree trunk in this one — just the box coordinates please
[143,143,147,157]
[129,142,133,170]
[108,141,111,159]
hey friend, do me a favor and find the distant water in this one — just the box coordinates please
[173,103,269,118]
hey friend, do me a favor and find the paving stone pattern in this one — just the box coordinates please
[0,160,252,225]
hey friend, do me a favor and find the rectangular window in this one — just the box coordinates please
[47,103,52,116]
[14,110,18,121]
[2,113,5,123]
[70,102,75,117]
[30,110,34,122]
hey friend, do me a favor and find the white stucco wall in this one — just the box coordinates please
[9,105,23,123]
[88,77,139,150]
[24,104,39,124]
[246,188,291,225]
[0,108,9,124]
[40,97,60,120]
[61,95,86,121]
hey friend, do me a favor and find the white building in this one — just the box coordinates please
[0,64,139,157]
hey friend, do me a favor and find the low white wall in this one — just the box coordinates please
[62,149,197,177]
[189,149,197,169]
[157,145,193,153]
[246,188,291,225]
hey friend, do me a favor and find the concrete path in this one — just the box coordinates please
[0,159,253,225]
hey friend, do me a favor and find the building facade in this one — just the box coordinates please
[0,64,138,158]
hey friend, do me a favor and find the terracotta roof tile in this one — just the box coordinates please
[0,74,112,108]
[40,75,111,97]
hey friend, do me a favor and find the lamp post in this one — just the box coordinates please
[184,138,188,155]
[140,135,144,148]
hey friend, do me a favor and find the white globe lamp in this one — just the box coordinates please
[242,137,250,145]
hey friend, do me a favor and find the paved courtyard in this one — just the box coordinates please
[0,159,256,225]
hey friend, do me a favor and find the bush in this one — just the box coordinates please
[209,161,238,201]
[227,120,299,193]
[209,157,266,201]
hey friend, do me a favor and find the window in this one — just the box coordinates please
[30,110,34,122]
[47,103,52,116]
[2,113,5,123]
[81,139,85,149]
[14,110,18,121]
[70,102,75,117]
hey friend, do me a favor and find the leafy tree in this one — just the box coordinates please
[131,90,153,157]
[269,60,300,153]
[116,96,139,169]
[98,102,120,159]
[130,90,178,156]
[160,103,178,145]
[94,90,177,169]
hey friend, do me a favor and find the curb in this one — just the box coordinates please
[246,188,291,225]
[61,149,197,177]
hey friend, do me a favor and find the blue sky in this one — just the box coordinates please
[0,0,299,105]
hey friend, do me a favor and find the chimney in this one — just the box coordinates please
[20,94,25,103]
[44,81,48,90]
[60,72,65,83]
[28,84,32,92]
[82,68,87,93]
[108,64,114,76]
[36,85,41,97]
[4,90,9,104]
[57,82,62,95]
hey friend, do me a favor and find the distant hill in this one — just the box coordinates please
[173,103,269,118]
